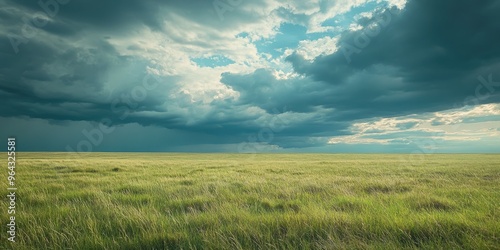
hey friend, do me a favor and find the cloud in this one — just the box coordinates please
[283,0,500,117]
[290,36,339,61]
[0,0,499,152]
[431,104,500,125]
[328,104,500,152]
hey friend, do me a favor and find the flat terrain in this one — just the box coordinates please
[1,153,499,249]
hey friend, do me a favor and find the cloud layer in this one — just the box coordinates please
[1,0,499,152]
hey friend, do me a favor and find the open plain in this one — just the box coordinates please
[1,153,499,249]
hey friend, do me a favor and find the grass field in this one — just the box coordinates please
[1,153,499,249]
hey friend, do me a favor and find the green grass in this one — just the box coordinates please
[1,153,499,249]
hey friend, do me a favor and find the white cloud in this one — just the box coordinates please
[384,0,407,9]
[329,135,390,144]
[432,104,500,125]
[329,104,500,146]
[293,36,339,61]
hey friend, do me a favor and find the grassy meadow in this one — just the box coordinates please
[1,153,499,249]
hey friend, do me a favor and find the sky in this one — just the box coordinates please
[1,0,500,153]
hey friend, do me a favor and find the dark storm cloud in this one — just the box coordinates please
[0,34,172,122]
[284,0,500,117]
[0,0,275,135]
[1,0,203,131]
[221,69,328,113]
[5,0,270,35]
[223,0,500,133]
[7,0,172,32]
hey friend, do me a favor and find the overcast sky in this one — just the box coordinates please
[1,0,500,153]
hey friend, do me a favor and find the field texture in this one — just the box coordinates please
[1,153,499,249]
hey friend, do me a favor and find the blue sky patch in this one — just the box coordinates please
[192,55,235,68]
